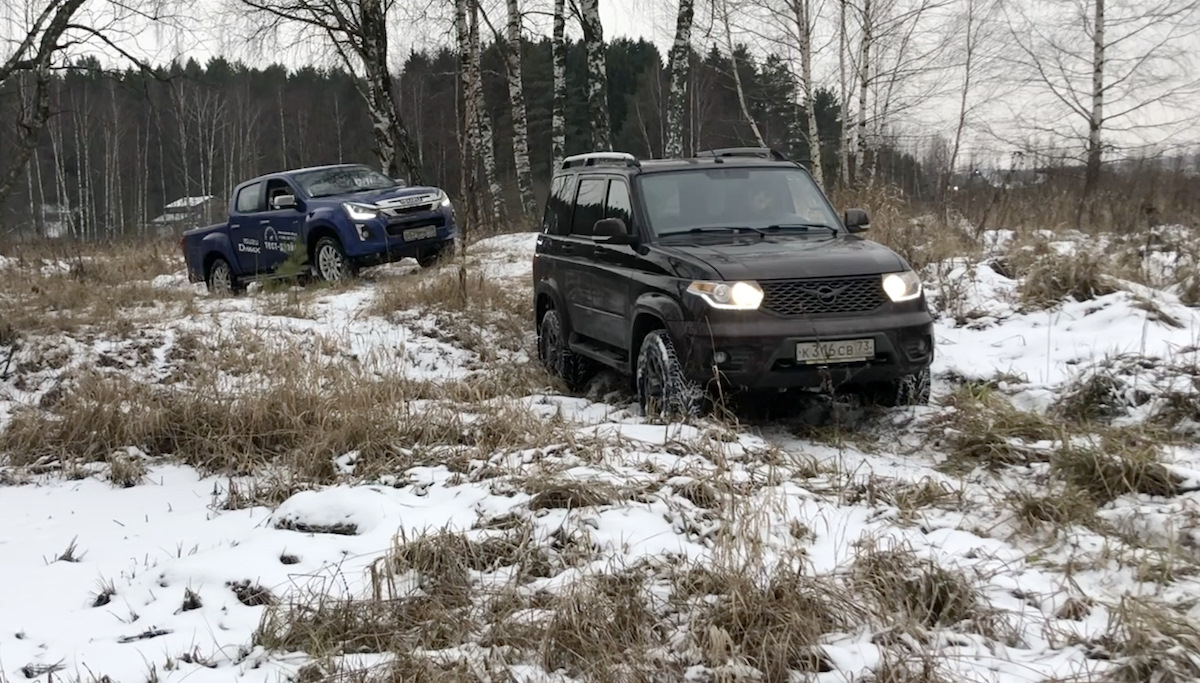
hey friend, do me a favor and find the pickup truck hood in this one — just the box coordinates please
[324,185,444,206]
[660,235,906,281]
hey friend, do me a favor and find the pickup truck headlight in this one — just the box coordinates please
[343,202,380,221]
[687,280,764,310]
[437,189,451,208]
[882,270,922,302]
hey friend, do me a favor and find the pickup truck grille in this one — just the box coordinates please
[760,276,886,316]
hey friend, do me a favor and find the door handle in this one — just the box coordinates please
[562,243,574,254]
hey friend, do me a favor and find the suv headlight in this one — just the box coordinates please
[882,270,922,302]
[687,280,765,310]
[343,202,380,221]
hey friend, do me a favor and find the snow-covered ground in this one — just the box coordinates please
[1,228,1199,682]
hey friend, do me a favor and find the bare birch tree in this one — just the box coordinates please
[468,0,504,224]
[551,0,567,168]
[1002,0,1200,200]
[575,0,612,150]
[788,0,823,186]
[503,0,537,226]
[664,0,695,158]
[237,0,424,183]
[718,0,766,147]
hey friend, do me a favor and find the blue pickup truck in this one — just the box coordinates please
[181,163,458,293]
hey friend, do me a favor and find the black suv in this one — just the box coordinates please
[532,148,935,417]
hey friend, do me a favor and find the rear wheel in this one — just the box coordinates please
[313,236,356,282]
[636,329,703,421]
[206,256,241,295]
[538,308,591,391]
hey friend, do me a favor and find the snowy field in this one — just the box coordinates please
[1,225,1199,682]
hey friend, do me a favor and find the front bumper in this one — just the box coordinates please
[345,207,458,264]
[667,309,935,391]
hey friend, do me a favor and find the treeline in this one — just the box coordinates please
[0,37,929,239]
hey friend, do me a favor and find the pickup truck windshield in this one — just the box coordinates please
[293,167,398,198]
[637,167,840,238]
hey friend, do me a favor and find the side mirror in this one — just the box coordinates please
[392,178,408,187]
[594,217,635,244]
[272,193,297,210]
[843,208,870,233]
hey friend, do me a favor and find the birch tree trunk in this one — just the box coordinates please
[856,0,873,185]
[720,0,765,147]
[838,0,851,186]
[790,0,823,187]
[455,0,480,231]
[1084,0,1104,200]
[504,0,537,227]
[468,0,504,224]
[361,0,423,184]
[664,0,694,158]
[552,0,567,168]
[580,0,612,150]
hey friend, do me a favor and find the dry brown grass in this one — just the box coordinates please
[0,238,193,335]
[683,563,863,677]
[1079,597,1200,682]
[930,384,1062,471]
[370,263,531,360]
[849,540,981,633]
[1049,437,1183,506]
[1017,249,1119,311]
[0,357,563,485]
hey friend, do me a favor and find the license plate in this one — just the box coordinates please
[796,338,875,364]
[403,226,438,241]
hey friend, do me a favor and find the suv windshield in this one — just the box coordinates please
[637,167,840,237]
[293,166,398,198]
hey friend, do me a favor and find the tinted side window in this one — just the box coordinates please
[605,180,632,225]
[541,176,564,234]
[235,182,263,213]
[570,177,607,236]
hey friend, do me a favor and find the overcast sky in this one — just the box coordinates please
[4,0,1199,168]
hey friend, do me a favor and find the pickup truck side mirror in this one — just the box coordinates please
[272,193,298,210]
[593,217,635,245]
[843,208,870,233]
[392,177,408,187]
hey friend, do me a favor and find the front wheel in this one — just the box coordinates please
[313,236,356,282]
[865,367,932,407]
[636,329,703,421]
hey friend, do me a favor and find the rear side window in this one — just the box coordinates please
[605,180,632,225]
[235,182,263,213]
[542,175,575,235]
[570,177,607,236]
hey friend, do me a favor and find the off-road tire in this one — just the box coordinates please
[868,367,932,407]
[313,236,356,282]
[538,308,591,391]
[636,329,703,421]
[206,256,242,295]
[417,245,447,269]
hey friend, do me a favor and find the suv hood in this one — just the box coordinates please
[660,235,907,280]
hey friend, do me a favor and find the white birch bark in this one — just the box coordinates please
[719,0,765,147]
[1085,0,1104,198]
[580,0,612,150]
[468,0,504,224]
[505,0,537,226]
[664,0,695,158]
[552,0,567,168]
[789,0,823,187]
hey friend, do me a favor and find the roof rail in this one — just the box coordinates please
[561,151,641,169]
[699,147,791,162]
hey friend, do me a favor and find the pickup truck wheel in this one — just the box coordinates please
[868,367,932,407]
[636,329,702,421]
[538,308,590,391]
[206,257,240,295]
[314,236,356,282]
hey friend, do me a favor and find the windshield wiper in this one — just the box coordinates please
[762,222,838,236]
[658,226,768,239]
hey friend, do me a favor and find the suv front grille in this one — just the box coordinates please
[760,276,886,316]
